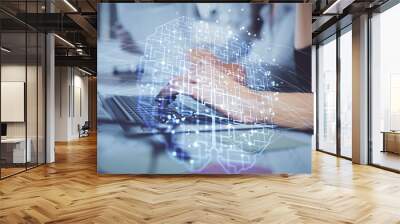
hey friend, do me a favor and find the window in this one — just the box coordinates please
[339,29,352,158]
[370,3,400,171]
[317,37,337,154]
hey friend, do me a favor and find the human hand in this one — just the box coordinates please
[187,49,246,85]
[158,49,256,123]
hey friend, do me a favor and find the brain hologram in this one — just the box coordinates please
[138,17,277,173]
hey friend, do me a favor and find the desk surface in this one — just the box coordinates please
[1,138,28,143]
[98,122,312,174]
[381,131,400,134]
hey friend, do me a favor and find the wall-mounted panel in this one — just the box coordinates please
[1,82,25,122]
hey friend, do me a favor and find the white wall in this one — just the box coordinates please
[55,67,89,141]
[71,73,89,138]
[55,67,69,141]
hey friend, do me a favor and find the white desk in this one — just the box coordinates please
[1,138,31,163]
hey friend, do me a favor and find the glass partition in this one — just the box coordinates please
[0,1,46,179]
[1,31,28,177]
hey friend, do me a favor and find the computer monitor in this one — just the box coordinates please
[1,123,7,137]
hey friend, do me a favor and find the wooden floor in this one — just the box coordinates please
[373,150,400,171]
[1,135,400,224]
[1,167,26,178]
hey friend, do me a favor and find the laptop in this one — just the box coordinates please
[104,92,275,137]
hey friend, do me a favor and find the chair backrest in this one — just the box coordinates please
[82,121,90,129]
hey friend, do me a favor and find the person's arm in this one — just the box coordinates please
[242,90,313,130]
[159,49,313,130]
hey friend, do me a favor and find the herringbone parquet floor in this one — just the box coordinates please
[1,135,400,224]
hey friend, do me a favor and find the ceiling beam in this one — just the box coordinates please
[67,13,97,40]
[55,55,96,72]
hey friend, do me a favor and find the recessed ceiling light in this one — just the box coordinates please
[63,0,78,12]
[78,67,93,76]
[54,34,75,48]
[323,0,354,15]
[1,47,11,53]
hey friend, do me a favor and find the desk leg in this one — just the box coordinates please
[382,133,386,153]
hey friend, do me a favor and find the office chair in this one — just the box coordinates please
[79,121,90,138]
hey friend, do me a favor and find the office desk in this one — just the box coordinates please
[98,121,312,174]
[1,138,31,163]
[382,131,400,154]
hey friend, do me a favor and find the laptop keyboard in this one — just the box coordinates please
[111,96,164,125]
[109,95,230,126]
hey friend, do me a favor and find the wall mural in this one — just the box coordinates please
[97,3,313,174]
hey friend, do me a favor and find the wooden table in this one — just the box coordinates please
[381,131,400,154]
